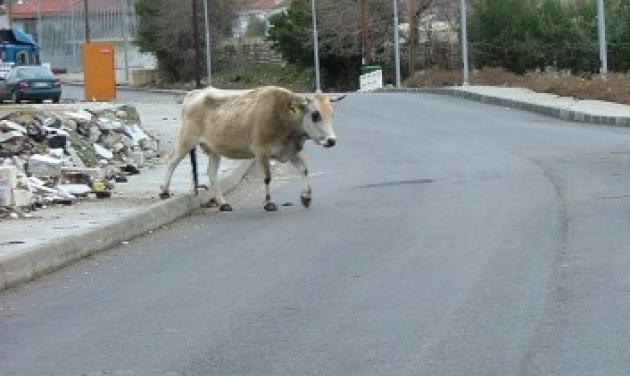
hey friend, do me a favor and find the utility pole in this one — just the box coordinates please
[311,0,321,91]
[204,0,212,85]
[393,0,401,88]
[123,0,131,84]
[84,0,90,43]
[361,0,371,64]
[597,0,608,78]
[71,3,76,66]
[7,0,12,28]
[460,0,469,85]
[192,0,202,88]
[37,0,42,47]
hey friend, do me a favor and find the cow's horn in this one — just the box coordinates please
[330,94,347,103]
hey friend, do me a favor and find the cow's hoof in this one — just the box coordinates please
[264,202,278,212]
[300,196,312,208]
[159,192,171,200]
[219,203,233,212]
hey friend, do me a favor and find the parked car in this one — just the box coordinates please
[0,65,62,104]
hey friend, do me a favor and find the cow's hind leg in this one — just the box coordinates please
[257,155,277,212]
[290,153,312,208]
[160,140,194,199]
[200,144,232,211]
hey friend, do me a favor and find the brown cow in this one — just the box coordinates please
[159,86,345,212]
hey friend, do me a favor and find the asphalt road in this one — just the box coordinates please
[2,92,630,376]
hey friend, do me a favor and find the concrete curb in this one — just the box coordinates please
[62,81,188,96]
[0,160,253,292]
[377,87,630,127]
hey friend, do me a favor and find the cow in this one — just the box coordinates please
[159,86,346,212]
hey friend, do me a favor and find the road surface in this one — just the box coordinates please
[2,92,630,375]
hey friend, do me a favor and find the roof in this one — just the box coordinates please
[10,0,120,19]
[246,0,287,11]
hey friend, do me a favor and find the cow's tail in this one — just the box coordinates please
[190,147,199,196]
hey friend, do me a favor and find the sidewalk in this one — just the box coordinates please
[57,72,189,95]
[383,85,630,127]
[0,97,253,292]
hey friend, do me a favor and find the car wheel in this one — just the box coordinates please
[35,99,43,104]
[11,91,20,104]
[52,96,60,104]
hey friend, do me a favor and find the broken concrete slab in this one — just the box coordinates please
[0,131,25,144]
[11,189,34,207]
[27,155,64,178]
[129,151,145,168]
[58,184,91,197]
[0,166,18,189]
[0,120,27,134]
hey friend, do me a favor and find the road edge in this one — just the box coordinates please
[377,87,630,127]
[0,160,254,292]
[62,81,188,96]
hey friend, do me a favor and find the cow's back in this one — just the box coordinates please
[187,86,296,159]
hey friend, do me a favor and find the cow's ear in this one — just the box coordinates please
[289,95,308,114]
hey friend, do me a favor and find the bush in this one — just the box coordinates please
[212,63,315,92]
[405,67,630,105]
[468,0,599,74]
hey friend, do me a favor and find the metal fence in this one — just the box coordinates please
[32,0,155,75]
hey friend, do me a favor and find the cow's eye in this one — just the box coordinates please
[311,111,321,123]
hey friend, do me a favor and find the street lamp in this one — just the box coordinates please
[204,0,212,85]
[393,0,401,88]
[460,0,469,86]
[597,0,607,78]
[311,0,321,92]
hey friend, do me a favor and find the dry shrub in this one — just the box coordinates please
[406,69,462,87]
[407,67,630,105]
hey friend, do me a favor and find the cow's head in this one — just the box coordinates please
[292,92,346,148]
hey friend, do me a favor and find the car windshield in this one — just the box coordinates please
[13,66,55,80]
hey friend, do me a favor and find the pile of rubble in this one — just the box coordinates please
[0,105,160,219]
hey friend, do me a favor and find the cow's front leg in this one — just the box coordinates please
[206,150,232,211]
[290,153,312,208]
[257,155,277,212]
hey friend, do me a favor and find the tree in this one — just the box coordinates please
[268,0,395,89]
[404,0,436,73]
[467,0,604,74]
[267,0,313,67]
[607,0,630,72]
[135,0,235,82]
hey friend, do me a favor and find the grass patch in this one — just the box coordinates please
[213,63,315,92]
[68,130,98,167]
[0,106,36,117]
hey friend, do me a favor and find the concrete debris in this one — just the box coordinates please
[27,155,64,178]
[0,105,160,218]
[0,120,27,134]
[0,128,26,141]
[93,143,113,160]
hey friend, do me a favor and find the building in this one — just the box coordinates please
[232,0,289,38]
[3,0,155,73]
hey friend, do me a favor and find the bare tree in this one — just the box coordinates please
[317,0,393,61]
[137,0,235,82]
[404,0,435,72]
